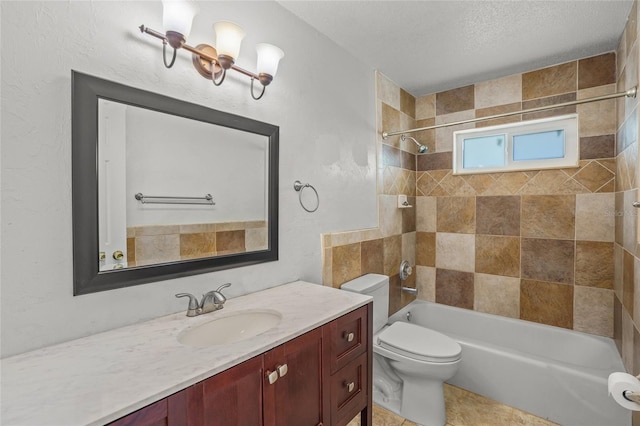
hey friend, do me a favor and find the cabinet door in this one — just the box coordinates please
[263,327,326,426]
[108,391,187,426]
[187,355,264,426]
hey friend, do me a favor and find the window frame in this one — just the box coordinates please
[452,113,579,175]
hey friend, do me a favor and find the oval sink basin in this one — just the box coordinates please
[177,310,282,347]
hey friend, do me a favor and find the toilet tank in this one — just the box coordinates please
[340,274,389,333]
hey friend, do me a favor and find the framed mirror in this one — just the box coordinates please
[72,71,279,295]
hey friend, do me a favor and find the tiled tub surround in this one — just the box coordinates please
[615,0,640,389]
[126,220,268,266]
[0,282,370,425]
[325,52,620,337]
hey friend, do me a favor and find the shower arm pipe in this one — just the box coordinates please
[382,86,638,139]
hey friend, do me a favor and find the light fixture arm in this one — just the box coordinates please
[211,62,227,86]
[162,40,177,68]
[251,78,267,100]
[139,25,273,100]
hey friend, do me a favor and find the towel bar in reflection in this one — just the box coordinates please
[134,193,215,205]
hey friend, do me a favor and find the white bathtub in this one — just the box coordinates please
[388,300,630,426]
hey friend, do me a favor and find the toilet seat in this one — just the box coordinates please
[377,322,461,363]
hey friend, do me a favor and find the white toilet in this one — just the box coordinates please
[341,274,461,426]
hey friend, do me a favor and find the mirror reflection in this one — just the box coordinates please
[98,100,269,271]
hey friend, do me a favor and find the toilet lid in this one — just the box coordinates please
[377,322,461,363]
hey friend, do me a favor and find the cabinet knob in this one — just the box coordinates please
[277,364,288,378]
[345,381,355,393]
[343,331,354,342]
[113,250,124,260]
[267,370,279,385]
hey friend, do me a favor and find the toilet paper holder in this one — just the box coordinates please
[624,376,640,403]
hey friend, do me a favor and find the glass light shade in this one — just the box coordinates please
[256,43,285,78]
[213,21,245,60]
[162,0,198,38]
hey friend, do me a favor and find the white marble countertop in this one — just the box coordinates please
[1,281,371,426]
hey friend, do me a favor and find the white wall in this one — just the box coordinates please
[0,1,377,357]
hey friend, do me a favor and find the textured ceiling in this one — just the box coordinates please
[278,1,634,96]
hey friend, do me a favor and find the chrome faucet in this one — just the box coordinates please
[176,283,232,317]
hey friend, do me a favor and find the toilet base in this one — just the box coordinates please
[400,378,446,426]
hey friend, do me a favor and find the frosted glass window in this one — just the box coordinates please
[513,130,565,161]
[453,114,578,175]
[462,135,505,169]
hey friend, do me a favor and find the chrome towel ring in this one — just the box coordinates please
[293,180,319,213]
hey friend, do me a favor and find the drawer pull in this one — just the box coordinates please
[267,370,279,385]
[277,364,288,378]
[343,331,355,342]
[345,381,355,393]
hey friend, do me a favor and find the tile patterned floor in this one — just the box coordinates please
[347,384,559,426]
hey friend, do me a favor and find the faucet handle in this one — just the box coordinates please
[175,293,201,317]
[213,283,231,305]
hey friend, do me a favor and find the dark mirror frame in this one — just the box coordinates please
[72,71,279,295]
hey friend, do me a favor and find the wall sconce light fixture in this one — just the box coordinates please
[140,0,284,100]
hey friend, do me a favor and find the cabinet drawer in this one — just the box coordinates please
[329,305,368,374]
[330,352,368,426]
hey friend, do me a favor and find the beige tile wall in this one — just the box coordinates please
[125,221,267,266]
[614,0,640,398]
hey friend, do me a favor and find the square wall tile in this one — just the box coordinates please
[435,110,475,152]
[521,279,574,329]
[474,273,520,318]
[623,309,635,372]
[437,196,476,233]
[624,249,636,317]
[475,235,520,277]
[636,256,640,330]
[436,269,474,309]
[376,71,400,110]
[575,241,614,289]
[416,266,436,301]
[580,135,615,160]
[577,85,617,138]
[417,151,453,171]
[416,94,435,120]
[413,118,436,153]
[380,195,402,237]
[402,197,416,233]
[476,195,521,236]
[521,195,576,240]
[323,247,333,287]
[436,85,474,115]
[578,52,616,90]
[416,196,437,232]
[390,274,403,315]
[416,232,436,267]
[522,62,577,100]
[381,103,401,148]
[400,88,416,118]
[475,74,522,109]
[624,190,638,253]
[574,286,613,337]
[402,232,416,267]
[135,234,180,266]
[575,193,615,242]
[332,243,361,288]
[361,239,384,275]
[521,238,575,284]
[180,232,216,257]
[475,102,522,128]
[616,243,625,300]
[436,233,475,272]
[522,93,576,121]
[384,235,403,277]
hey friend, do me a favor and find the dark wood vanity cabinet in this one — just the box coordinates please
[109,304,372,426]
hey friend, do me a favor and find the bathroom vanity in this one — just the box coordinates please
[1,282,372,426]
